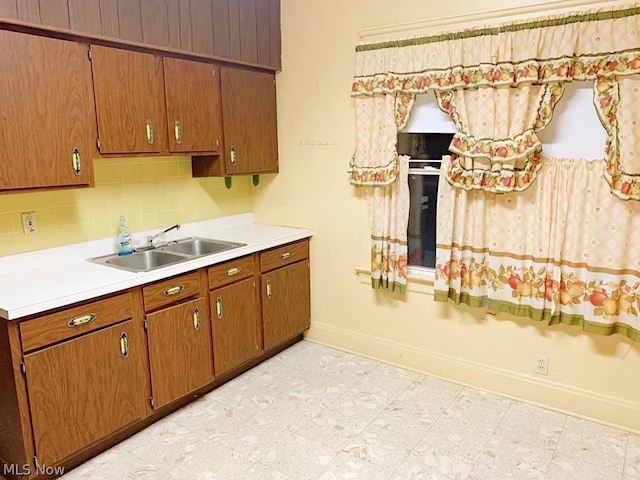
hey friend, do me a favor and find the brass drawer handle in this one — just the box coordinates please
[120,332,129,359]
[216,297,223,319]
[146,119,155,145]
[224,267,241,277]
[174,120,182,144]
[193,307,201,331]
[279,252,292,260]
[266,280,272,300]
[67,313,97,328]
[163,285,184,297]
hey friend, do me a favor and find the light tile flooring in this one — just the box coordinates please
[61,341,639,480]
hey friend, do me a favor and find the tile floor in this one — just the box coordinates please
[60,340,639,480]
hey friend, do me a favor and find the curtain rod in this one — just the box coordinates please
[358,0,625,40]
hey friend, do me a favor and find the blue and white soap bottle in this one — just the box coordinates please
[117,214,134,256]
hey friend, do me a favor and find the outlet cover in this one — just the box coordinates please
[535,355,549,375]
[21,212,37,235]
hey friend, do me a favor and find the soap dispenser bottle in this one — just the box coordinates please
[117,215,134,256]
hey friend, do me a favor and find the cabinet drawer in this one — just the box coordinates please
[208,255,255,290]
[260,240,309,273]
[20,292,133,352]
[142,271,201,312]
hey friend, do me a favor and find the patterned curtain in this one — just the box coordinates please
[435,83,564,192]
[434,156,640,341]
[350,93,416,293]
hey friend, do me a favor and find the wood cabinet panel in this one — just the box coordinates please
[189,0,213,55]
[24,320,149,465]
[256,0,270,66]
[268,0,281,68]
[262,260,311,350]
[211,0,230,58]
[260,240,309,273]
[228,0,240,59]
[141,0,169,47]
[220,67,278,174]
[0,31,96,190]
[38,0,69,28]
[16,0,40,23]
[142,271,201,312]
[163,58,223,153]
[146,298,213,409]
[238,0,257,63]
[20,293,133,352]
[90,45,167,154]
[211,278,258,376]
[117,0,143,42]
[208,255,255,290]
[0,0,17,19]
[99,0,120,37]
[68,0,102,34]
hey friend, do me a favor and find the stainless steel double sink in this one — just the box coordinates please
[90,237,246,272]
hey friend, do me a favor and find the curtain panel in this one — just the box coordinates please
[434,157,640,342]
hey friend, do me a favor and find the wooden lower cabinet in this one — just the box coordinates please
[146,297,214,409]
[23,320,148,466]
[211,277,259,376]
[261,260,311,350]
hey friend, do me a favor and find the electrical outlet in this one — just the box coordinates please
[535,355,549,375]
[21,212,38,235]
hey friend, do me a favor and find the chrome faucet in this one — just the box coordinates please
[146,224,181,247]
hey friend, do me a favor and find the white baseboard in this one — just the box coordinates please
[305,321,640,434]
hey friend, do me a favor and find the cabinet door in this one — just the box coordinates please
[261,261,310,350]
[211,278,259,376]
[0,31,96,190]
[24,320,148,466]
[90,45,166,154]
[163,58,223,153]
[220,67,278,175]
[146,298,213,409]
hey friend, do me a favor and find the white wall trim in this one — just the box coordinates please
[358,0,625,40]
[355,267,435,295]
[305,321,640,433]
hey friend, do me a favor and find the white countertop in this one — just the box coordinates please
[0,214,313,320]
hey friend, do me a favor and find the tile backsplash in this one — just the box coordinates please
[0,156,252,256]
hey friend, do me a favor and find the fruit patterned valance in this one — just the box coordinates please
[350,4,640,197]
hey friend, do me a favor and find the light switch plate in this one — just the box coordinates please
[21,212,37,235]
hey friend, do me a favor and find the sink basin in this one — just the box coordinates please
[159,237,246,257]
[90,237,246,272]
[92,250,189,273]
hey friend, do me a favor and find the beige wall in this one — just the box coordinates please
[252,0,640,431]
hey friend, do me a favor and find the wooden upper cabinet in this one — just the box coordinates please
[90,45,167,154]
[163,57,223,153]
[220,67,278,175]
[0,30,97,191]
[23,320,149,465]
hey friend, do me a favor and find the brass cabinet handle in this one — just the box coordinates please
[193,307,201,331]
[216,138,220,148]
[67,313,97,328]
[216,297,223,319]
[145,119,154,145]
[71,148,82,176]
[279,252,292,260]
[266,280,272,300]
[174,120,182,144]
[162,285,184,297]
[230,147,237,166]
[224,267,241,277]
[120,332,129,359]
